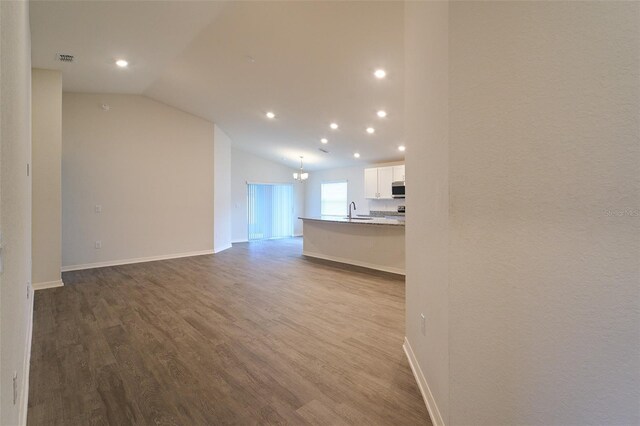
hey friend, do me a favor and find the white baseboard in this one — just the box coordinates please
[214,243,233,254]
[61,249,214,272]
[302,250,405,276]
[403,337,445,426]
[33,279,64,290]
[19,285,35,426]
[231,237,300,244]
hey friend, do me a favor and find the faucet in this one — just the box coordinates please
[348,201,356,219]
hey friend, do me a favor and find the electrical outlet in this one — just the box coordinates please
[95,204,102,213]
[420,313,426,336]
[95,240,102,249]
[13,371,17,405]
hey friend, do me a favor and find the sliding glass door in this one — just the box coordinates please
[247,183,294,241]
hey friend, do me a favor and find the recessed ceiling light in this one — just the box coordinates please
[115,59,128,68]
[330,123,339,130]
[266,111,276,119]
[354,152,360,158]
[366,127,375,134]
[374,69,386,79]
[321,138,328,144]
[398,145,406,152]
[377,110,387,118]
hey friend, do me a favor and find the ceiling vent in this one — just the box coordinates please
[56,53,75,63]
[318,147,329,154]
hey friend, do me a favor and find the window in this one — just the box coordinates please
[321,181,348,216]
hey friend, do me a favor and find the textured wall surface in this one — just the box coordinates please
[404,1,450,424]
[0,1,33,424]
[448,2,640,424]
[62,93,215,268]
[214,124,232,253]
[32,69,62,285]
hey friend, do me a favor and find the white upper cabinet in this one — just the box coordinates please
[392,165,405,182]
[364,168,379,199]
[364,165,400,199]
[377,167,393,199]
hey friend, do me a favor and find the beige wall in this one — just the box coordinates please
[0,1,33,424]
[213,125,232,253]
[406,2,640,425]
[448,3,639,424]
[31,69,62,286]
[231,147,305,242]
[404,1,449,424]
[62,93,215,270]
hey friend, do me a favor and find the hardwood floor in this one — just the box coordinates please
[28,238,430,425]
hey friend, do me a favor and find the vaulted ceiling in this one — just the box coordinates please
[30,1,404,171]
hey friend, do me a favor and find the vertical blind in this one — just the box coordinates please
[247,183,294,241]
[321,181,348,216]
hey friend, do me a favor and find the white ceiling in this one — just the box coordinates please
[30,1,228,94]
[30,1,405,171]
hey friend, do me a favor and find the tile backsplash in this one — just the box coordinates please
[367,198,404,213]
[369,210,405,217]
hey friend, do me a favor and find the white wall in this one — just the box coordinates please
[62,93,215,270]
[0,1,33,424]
[231,147,304,242]
[213,125,232,253]
[31,69,62,287]
[448,3,639,424]
[404,1,449,424]
[305,161,405,217]
[406,2,640,425]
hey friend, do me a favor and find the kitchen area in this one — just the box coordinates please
[301,162,406,275]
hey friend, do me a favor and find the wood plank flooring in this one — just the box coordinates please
[28,238,430,425]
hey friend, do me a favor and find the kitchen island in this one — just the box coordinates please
[299,216,405,275]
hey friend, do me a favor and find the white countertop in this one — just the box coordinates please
[299,215,405,227]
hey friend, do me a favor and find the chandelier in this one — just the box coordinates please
[293,156,309,181]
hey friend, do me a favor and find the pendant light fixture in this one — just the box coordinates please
[293,156,309,181]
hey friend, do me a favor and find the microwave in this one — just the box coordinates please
[392,181,405,198]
